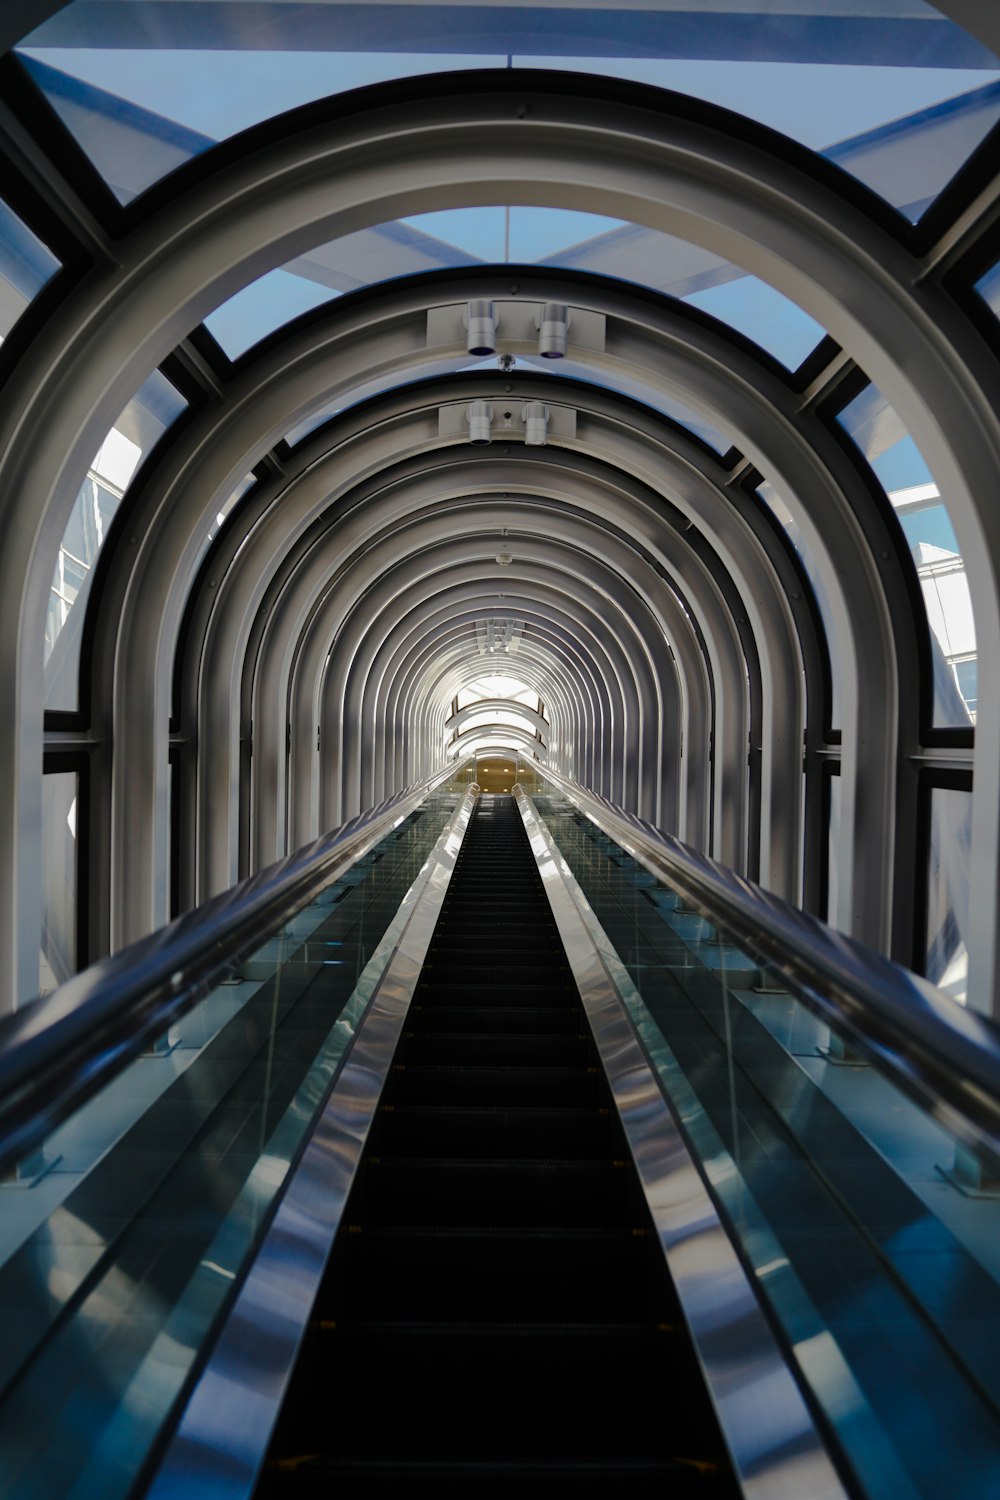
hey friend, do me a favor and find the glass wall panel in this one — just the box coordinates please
[0,197,59,342]
[206,205,825,372]
[976,261,1000,319]
[204,269,340,360]
[0,795,459,1497]
[837,383,975,728]
[533,788,1000,1493]
[39,769,77,995]
[45,370,187,711]
[18,4,999,222]
[514,754,544,794]
[926,784,971,1005]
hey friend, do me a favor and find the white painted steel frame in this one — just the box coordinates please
[1,74,991,1007]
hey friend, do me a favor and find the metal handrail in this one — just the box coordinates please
[532,766,1000,1168]
[0,761,474,1176]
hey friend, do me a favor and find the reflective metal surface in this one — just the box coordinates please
[514,787,847,1500]
[0,759,475,1179]
[533,786,1000,1500]
[144,784,479,1500]
[534,763,1000,1167]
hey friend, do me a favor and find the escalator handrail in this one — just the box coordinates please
[0,762,474,1175]
[535,766,1000,1163]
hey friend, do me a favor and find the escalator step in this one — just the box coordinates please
[374,1103,615,1157]
[428,931,556,951]
[388,1063,600,1107]
[424,947,562,968]
[322,1225,665,1321]
[416,981,573,1006]
[264,1454,730,1491]
[408,1004,580,1034]
[352,1156,628,1226]
[397,1032,591,1067]
[277,1322,723,1466]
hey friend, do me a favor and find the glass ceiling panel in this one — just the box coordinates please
[17,3,999,222]
[204,270,341,361]
[0,196,59,343]
[207,204,822,373]
[45,369,187,712]
[975,261,1000,321]
[459,708,540,734]
[837,383,975,728]
[458,678,538,709]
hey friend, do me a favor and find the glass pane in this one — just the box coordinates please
[514,753,544,793]
[44,369,187,711]
[976,261,1000,319]
[458,675,537,708]
[533,787,1000,1498]
[0,793,458,1500]
[838,383,975,728]
[15,45,505,205]
[0,198,59,343]
[18,3,999,222]
[685,275,823,369]
[926,785,971,1004]
[209,205,825,371]
[204,268,340,360]
[39,770,77,995]
[459,708,539,735]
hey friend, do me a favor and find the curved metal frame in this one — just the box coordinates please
[0,71,993,1011]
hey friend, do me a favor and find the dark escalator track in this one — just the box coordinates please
[259,794,740,1490]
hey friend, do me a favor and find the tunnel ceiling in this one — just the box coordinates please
[3,1,1000,1015]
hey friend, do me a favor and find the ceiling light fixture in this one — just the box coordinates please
[467,400,494,444]
[522,401,549,446]
[464,299,497,356]
[537,302,570,359]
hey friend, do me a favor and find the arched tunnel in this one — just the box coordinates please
[5,11,996,1014]
[2,4,1000,1493]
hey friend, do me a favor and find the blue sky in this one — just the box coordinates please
[205,205,826,370]
[19,48,999,153]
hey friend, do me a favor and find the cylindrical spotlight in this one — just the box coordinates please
[466,401,494,444]
[522,401,549,446]
[464,299,497,356]
[537,302,570,358]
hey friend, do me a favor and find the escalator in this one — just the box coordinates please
[258,794,740,1489]
[6,771,1000,1497]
